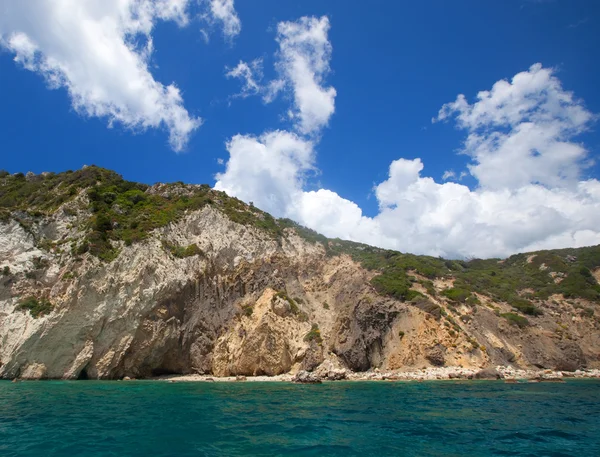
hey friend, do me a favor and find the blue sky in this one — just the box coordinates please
[1,0,599,258]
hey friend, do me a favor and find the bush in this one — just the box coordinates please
[442,287,472,303]
[163,242,204,259]
[323,302,330,310]
[509,298,542,316]
[466,295,481,307]
[304,324,322,344]
[2,266,9,276]
[420,280,437,296]
[16,297,54,318]
[501,313,529,328]
[242,304,253,317]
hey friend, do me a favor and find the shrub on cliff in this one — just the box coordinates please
[442,287,472,303]
[16,297,54,318]
[304,324,323,345]
[501,313,529,328]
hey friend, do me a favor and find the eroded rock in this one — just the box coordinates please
[293,370,322,384]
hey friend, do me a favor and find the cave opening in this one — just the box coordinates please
[77,367,89,380]
[151,368,183,377]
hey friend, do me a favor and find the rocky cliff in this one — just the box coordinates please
[1,167,599,379]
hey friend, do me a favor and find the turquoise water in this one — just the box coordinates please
[1,380,599,456]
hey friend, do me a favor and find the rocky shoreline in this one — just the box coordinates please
[156,366,600,384]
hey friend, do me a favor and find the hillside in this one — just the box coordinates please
[1,166,599,379]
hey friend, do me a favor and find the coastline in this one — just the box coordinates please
[155,366,600,383]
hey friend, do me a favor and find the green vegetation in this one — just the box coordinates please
[323,302,330,310]
[304,324,323,344]
[420,280,437,296]
[509,298,542,316]
[321,238,600,306]
[242,304,253,317]
[16,297,54,318]
[501,313,530,328]
[163,241,203,259]
[3,166,600,309]
[62,271,77,280]
[2,266,9,276]
[442,287,472,303]
[1,166,296,261]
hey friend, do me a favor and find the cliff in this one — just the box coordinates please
[1,167,599,379]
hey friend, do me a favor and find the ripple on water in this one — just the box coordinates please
[0,380,600,457]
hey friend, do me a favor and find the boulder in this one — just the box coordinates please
[292,370,322,384]
[300,341,324,372]
[425,345,446,367]
[554,342,586,372]
[448,372,466,380]
[474,368,503,380]
[271,297,291,317]
[325,369,348,381]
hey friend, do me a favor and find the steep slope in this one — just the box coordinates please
[0,167,599,379]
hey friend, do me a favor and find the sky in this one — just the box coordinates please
[1,0,600,259]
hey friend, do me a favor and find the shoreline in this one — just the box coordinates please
[155,366,600,383]
[5,367,600,383]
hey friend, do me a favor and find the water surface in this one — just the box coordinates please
[1,380,599,456]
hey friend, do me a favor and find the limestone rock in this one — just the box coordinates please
[2,187,600,380]
[324,369,348,381]
[425,345,446,367]
[293,370,322,384]
[474,368,503,380]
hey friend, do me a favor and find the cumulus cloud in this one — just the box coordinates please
[0,0,201,152]
[216,62,600,258]
[274,16,337,135]
[436,63,594,189]
[214,131,315,216]
[205,0,241,39]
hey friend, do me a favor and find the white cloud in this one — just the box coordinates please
[436,63,594,190]
[225,16,336,134]
[0,0,201,152]
[225,59,263,98]
[206,0,241,39]
[274,16,337,135]
[216,63,600,259]
[214,131,315,217]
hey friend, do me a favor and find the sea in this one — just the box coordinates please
[1,379,599,456]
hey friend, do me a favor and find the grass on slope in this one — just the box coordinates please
[1,167,287,261]
[325,239,600,308]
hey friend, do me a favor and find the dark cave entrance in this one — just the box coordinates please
[151,368,183,377]
[77,367,89,380]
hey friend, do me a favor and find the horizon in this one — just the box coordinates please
[1,0,600,259]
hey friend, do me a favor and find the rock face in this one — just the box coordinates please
[292,370,322,384]
[1,175,600,379]
[474,368,503,380]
